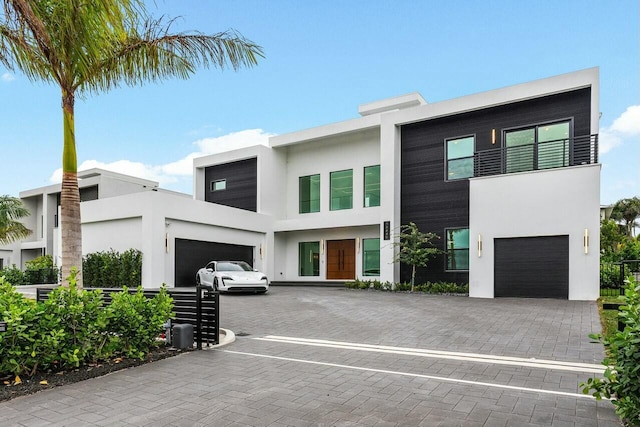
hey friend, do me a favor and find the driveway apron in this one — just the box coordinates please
[0,287,619,426]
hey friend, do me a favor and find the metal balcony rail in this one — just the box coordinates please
[474,134,598,177]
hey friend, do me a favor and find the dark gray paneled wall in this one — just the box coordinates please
[204,158,257,212]
[400,88,591,285]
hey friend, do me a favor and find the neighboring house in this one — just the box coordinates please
[0,168,272,288]
[194,67,600,300]
[1,68,600,299]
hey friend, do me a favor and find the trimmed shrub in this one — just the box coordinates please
[0,278,42,375]
[582,277,640,425]
[83,248,142,288]
[24,255,59,284]
[0,265,26,286]
[0,270,174,378]
[105,286,174,359]
[345,279,468,294]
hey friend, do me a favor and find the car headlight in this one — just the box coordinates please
[260,276,268,281]
[221,276,233,281]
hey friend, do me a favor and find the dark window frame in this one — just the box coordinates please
[502,118,574,172]
[445,134,475,181]
[444,227,470,272]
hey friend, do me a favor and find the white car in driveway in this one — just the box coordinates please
[196,261,269,293]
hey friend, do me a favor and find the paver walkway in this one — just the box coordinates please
[0,287,619,426]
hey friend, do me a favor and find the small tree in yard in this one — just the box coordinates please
[393,222,441,292]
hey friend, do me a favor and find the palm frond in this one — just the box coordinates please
[81,18,263,93]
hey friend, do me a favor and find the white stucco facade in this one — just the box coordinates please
[469,164,601,300]
[2,68,602,299]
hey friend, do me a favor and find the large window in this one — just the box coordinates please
[446,136,474,180]
[299,174,320,213]
[330,169,353,210]
[445,228,469,271]
[363,165,380,207]
[362,238,380,276]
[505,121,570,173]
[299,241,320,276]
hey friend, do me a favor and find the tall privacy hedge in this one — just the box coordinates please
[83,249,142,288]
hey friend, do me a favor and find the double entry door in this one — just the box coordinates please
[326,239,355,280]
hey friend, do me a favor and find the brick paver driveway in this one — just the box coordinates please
[0,287,619,426]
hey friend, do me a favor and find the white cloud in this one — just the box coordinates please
[2,72,15,82]
[161,128,273,176]
[610,105,640,136]
[598,128,623,154]
[49,129,275,193]
[600,105,639,155]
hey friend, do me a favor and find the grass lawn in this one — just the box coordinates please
[598,294,625,342]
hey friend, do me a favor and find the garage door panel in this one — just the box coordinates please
[175,239,254,287]
[495,236,568,299]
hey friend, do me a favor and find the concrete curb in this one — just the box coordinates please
[199,328,235,350]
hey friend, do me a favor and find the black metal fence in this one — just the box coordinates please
[36,287,219,347]
[600,260,640,296]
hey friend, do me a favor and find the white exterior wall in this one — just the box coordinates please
[273,225,379,282]
[469,164,601,300]
[78,190,271,288]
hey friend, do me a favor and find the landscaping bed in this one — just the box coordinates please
[0,344,191,402]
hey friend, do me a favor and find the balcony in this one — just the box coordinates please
[474,134,598,178]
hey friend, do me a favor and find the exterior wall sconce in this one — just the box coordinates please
[320,239,324,254]
[477,234,482,257]
[491,129,496,145]
[165,232,169,253]
[259,244,263,259]
[356,237,360,253]
[584,229,589,254]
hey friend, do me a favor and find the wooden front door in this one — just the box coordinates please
[326,239,356,280]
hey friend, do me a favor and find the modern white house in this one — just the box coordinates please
[1,67,601,299]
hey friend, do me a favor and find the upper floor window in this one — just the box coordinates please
[211,179,227,191]
[330,169,353,211]
[446,136,474,180]
[299,174,320,213]
[505,120,570,173]
[363,165,380,207]
[445,228,469,271]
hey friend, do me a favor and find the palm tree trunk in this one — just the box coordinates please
[60,89,83,288]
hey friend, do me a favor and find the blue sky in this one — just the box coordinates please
[1,0,638,204]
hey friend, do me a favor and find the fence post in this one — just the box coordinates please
[196,285,202,350]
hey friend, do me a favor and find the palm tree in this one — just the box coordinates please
[611,197,640,238]
[0,0,263,287]
[0,195,32,246]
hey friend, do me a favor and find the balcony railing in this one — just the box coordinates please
[474,134,598,178]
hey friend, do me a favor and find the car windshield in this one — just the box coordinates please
[217,261,253,272]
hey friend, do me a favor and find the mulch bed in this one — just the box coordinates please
[0,345,192,402]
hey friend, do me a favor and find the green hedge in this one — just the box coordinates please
[582,277,640,425]
[0,271,173,377]
[345,279,468,294]
[83,249,142,288]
